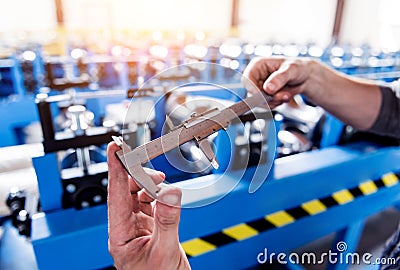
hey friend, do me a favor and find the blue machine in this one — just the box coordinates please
[0,50,42,147]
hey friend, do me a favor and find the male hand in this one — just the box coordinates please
[242,57,317,108]
[107,142,191,270]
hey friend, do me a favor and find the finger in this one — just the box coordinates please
[241,75,258,96]
[267,99,283,109]
[273,90,292,103]
[138,172,166,216]
[143,167,166,184]
[263,61,299,95]
[134,212,155,237]
[242,64,262,94]
[128,166,166,194]
[243,57,270,93]
[107,142,135,227]
[151,186,182,249]
[138,190,153,216]
[242,57,285,94]
[138,200,153,217]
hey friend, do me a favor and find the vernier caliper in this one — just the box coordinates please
[113,90,272,198]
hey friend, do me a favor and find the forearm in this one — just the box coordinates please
[304,60,382,130]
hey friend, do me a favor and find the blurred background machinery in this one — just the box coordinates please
[1,0,400,269]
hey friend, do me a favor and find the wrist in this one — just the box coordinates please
[302,59,329,102]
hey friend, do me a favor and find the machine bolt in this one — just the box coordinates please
[101,178,108,187]
[35,93,48,102]
[66,184,76,193]
[68,105,88,136]
[17,210,28,222]
[93,195,102,203]
[81,201,90,208]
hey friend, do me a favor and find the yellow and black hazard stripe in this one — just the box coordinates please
[181,172,400,258]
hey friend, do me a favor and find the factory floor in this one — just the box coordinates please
[0,143,400,270]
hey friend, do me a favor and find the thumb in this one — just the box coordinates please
[153,186,182,248]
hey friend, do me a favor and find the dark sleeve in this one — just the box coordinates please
[368,85,400,139]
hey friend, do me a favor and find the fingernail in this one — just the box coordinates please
[266,82,276,91]
[157,171,166,179]
[147,169,165,178]
[283,94,290,101]
[160,193,180,206]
